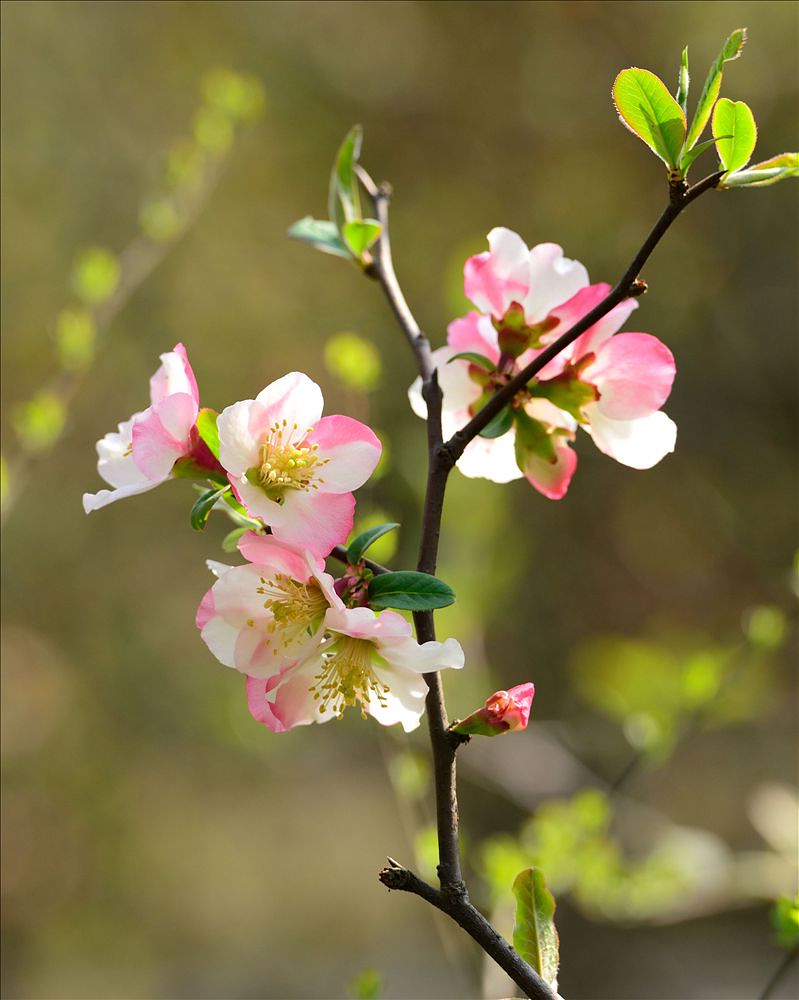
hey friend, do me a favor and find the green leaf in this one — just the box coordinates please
[328,125,363,229]
[712,98,757,172]
[342,219,381,257]
[612,67,687,168]
[222,526,248,552]
[512,868,559,989]
[514,409,557,465]
[196,407,221,460]
[190,485,230,531]
[288,217,351,258]
[720,152,799,188]
[772,893,799,949]
[478,406,514,439]
[675,47,690,117]
[368,571,455,611]
[684,28,747,151]
[171,456,228,486]
[346,522,400,564]
[447,351,496,371]
[679,135,728,174]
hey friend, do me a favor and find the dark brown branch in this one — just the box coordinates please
[379,862,557,1000]
[446,171,723,458]
[357,166,555,996]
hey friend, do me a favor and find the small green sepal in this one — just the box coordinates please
[190,485,231,530]
[196,408,221,460]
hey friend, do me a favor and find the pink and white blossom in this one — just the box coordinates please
[246,605,464,733]
[451,682,535,737]
[410,229,678,498]
[83,343,202,513]
[196,534,342,679]
[217,372,381,557]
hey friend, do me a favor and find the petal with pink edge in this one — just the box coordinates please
[304,415,381,492]
[585,407,677,469]
[149,344,199,406]
[567,295,639,362]
[446,312,500,359]
[522,243,589,323]
[518,435,578,500]
[246,675,287,732]
[583,333,676,420]
[131,394,197,479]
[270,489,355,557]
[254,372,324,432]
[237,532,324,576]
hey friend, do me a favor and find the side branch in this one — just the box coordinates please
[356,165,436,382]
[378,863,557,1000]
[447,171,723,457]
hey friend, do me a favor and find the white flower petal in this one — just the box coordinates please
[523,243,589,322]
[585,407,677,469]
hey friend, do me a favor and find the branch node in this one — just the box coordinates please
[378,865,413,891]
[629,278,648,297]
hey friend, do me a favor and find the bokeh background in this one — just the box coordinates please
[2,2,797,998]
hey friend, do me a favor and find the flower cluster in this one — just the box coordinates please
[410,228,677,498]
[84,347,465,732]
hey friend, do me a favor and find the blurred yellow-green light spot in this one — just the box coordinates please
[744,605,787,650]
[71,247,120,305]
[13,392,66,453]
[139,197,182,242]
[193,106,234,154]
[56,307,96,371]
[324,332,381,393]
[202,68,265,123]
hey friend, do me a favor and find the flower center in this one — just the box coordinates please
[246,420,327,501]
[256,573,328,655]
[308,636,390,719]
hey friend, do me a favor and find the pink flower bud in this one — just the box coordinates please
[451,682,535,737]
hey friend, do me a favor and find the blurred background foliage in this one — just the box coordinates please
[1,2,797,998]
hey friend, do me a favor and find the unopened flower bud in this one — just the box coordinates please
[450,682,535,737]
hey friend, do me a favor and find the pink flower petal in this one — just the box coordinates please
[269,489,355,557]
[131,393,197,479]
[149,344,199,405]
[304,415,381,492]
[522,243,589,323]
[584,333,676,420]
[518,435,578,500]
[237,532,324,576]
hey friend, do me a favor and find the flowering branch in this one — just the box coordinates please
[446,170,724,459]
[358,168,556,1000]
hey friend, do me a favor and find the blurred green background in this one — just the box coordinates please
[2,2,797,998]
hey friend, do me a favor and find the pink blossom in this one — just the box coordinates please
[410,228,678,497]
[246,606,464,733]
[196,534,342,679]
[451,682,535,737]
[217,372,381,557]
[83,343,203,513]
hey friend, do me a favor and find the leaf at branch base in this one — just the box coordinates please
[684,27,747,151]
[367,571,455,611]
[342,219,382,258]
[346,522,400,564]
[190,485,231,531]
[675,46,690,117]
[679,135,728,175]
[329,124,363,230]
[712,98,757,173]
[288,217,351,258]
[719,152,799,188]
[612,68,686,169]
[196,407,221,460]
[512,867,559,990]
